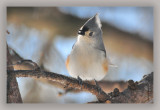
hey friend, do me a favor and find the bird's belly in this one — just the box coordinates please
[67,48,108,81]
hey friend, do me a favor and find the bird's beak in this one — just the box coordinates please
[78,30,85,35]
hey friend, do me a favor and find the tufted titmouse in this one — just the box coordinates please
[66,14,109,81]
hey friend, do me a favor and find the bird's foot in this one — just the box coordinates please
[94,79,102,95]
[77,76,83,89]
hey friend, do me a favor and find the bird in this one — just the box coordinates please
[66,13,109,83]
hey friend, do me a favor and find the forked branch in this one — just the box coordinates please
[8,69,153,103]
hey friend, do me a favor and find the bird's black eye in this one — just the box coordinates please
[89,32,93,36]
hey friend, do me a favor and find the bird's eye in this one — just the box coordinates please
[89,32,93,36]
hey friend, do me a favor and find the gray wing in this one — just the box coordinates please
[98,41,107,58]
[98,47,106,58]
[72,42,76,49]
[94,45,107,58]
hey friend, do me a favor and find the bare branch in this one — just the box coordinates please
[110,73,153,103]
[8,69,153,103]
[10,70,111,102]
[7,45,23,103]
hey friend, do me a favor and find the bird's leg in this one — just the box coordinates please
[77,76,83,89]
[94,79,102,95]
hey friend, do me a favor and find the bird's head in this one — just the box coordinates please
[77,13,102,41]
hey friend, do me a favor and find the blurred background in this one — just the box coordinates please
[7,7,153,103]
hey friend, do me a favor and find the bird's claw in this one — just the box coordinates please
[94,79,102,95]
[77,76,83,89]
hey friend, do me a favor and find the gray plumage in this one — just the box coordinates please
[66,14,109,81]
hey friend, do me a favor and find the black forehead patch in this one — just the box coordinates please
[78,26,89,35]
[81,26,89,32]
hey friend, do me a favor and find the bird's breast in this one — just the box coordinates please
[66,43,108,81]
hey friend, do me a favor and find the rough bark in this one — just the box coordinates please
[111,73,153,103]
[12,70,110,102]
[7,46,23,103]
[8,69,153,103]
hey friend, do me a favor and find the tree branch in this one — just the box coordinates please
[11,70,111,102]
[8,69,153,103]
[7,46,23,103]
[109,73,153,103]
